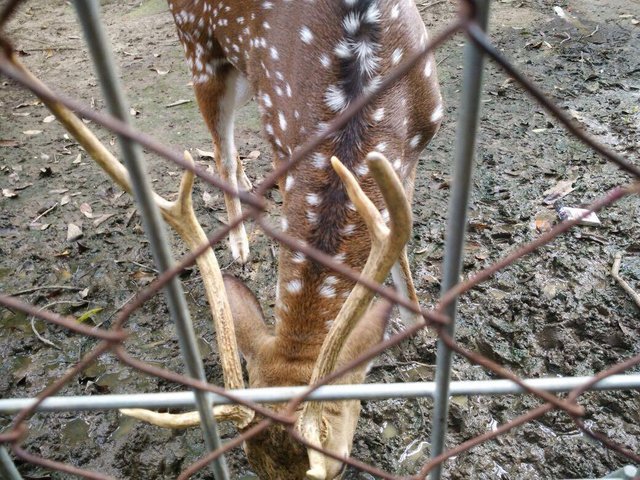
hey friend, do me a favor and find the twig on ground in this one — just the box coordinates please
[29,301,78,350]
[30,202,58,224]
[611,252,640,309]
[10,285,83,296]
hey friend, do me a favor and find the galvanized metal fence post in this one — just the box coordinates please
[71,2,229,478]
[430,1,491,478]
[0,446,23,480]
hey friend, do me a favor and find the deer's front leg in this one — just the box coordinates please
[193,66,250,263]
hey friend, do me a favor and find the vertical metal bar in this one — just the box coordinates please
[429,2,491,479]
[71,2,229,478]
[0,447,23,480]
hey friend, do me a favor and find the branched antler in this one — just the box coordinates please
[8,54,253,428]
[298,152,412,479]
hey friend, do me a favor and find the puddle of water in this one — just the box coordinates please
[112,415,139,441]
[62,417,90,446]
[380,421,399,440]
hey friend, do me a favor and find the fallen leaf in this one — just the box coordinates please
[73,153,82,164]
[0,139,19,147]
[532,210,555,233]
[247,150,261,160]
[12,112,30,117]
[202,191,216,209]
[196,148,215,159]
[80,203,94,218]
[50,188,69,194]
[93,213,116,226]
[43,115,56,123]
[40,223,50,231]
[125,208,137,226]
[558,207,601,226]
[542,179,576,205]
[67,223,83,241]
[76,307,103,323]
[14,183,33,191]
[23,130,42,135]
[150,66,170,75]
[130,107,140,117]
[54,250,71,257]
[2,188,18,198]
[61,194,70,206]
[79,287,90,299]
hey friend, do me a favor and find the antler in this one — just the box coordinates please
[8,55,253,428]
[298,152,412,479]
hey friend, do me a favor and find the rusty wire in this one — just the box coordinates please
[1,0,639,478]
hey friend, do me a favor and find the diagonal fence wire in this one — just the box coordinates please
[0,0,639,479]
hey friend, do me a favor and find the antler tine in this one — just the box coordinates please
[298,152,412,480]
[120,404,252,429]
[10,56,254,428]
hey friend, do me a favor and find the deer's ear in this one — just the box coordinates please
[222,274,272,363]
[338,298,392,374]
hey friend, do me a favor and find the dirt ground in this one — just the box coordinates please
[1,0,639,478]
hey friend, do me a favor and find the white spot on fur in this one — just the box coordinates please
[431,104,444,123]
[372,107,384,122]
[278,112,287,131]
[286,279,302,293]
[292,251,306,264]
[391,48,403,65]
[333,252,346,263]
[281,217,288,231]
[300,26,314,44]
[319,283,336,298]
[307,210,318,223]
[343,13,360,35]
[356,163,369,176]
[334,40,352,59]
[324,85,348,112]
[410,134,421,149]
[320,54,331,68]
[312,153,328,169]
[306,193,321,206]
[364,3,380,23]
[342,224,356,235]
[391,3,400,19]
[424,60,433,77]
[285,175,295,191]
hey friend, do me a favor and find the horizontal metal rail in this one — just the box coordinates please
[1,375,638,414]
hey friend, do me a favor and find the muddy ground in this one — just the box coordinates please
[1,0,639,478]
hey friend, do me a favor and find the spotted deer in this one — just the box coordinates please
[134,0,441,478]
